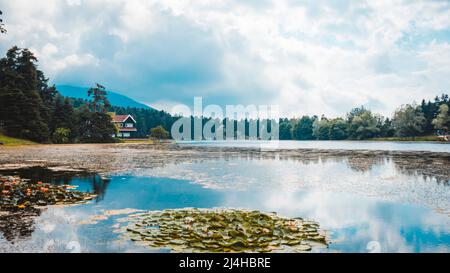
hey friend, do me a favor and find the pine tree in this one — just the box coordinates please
[87,83,110,112]
[51,95,78,141]
[0,46,50,142]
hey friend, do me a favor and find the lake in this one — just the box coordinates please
[178,140,450,153]
[0,142,448,253]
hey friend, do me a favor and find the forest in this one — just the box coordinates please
[0,45,178,143]
[0,44,449,144]
[278,95,449,141]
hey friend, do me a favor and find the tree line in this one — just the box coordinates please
[0,45,448,143]
[279,95,449,140]
[71,98,176,139]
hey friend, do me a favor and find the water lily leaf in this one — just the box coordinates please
[113,208,328,253]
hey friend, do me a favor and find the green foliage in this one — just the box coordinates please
[346,108,380,139]
[0,46,119,144]
[52,127,71,144]
[150,125,170,140]
[328,118,348,140]
[110,105,175,138]
[420,94,449,134]
[379,118,395,138]
[432,104,450,134]
[312,118,330,140]
[77,109,117,143]
[51,95,78,141]
[0,133,36,146]
[392,104,426,137]
[279,118,293,140]
[0,44,447,143]
[293,116,316,140]
[87,83,110,112]
[0,46,50,142]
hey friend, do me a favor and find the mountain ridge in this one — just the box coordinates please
[56,85,152,110]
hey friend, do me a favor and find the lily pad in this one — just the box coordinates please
[0,175,96,212]
[114,208,328,253]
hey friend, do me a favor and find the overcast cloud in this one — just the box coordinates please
[0,0,449,117]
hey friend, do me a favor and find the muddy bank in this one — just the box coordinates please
[0,143,449,184]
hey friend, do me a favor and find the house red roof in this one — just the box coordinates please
[112,114,136,123]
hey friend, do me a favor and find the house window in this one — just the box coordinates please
[125,123,134,128]
[123,132,131,138]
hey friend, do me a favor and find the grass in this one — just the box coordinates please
[370,135,445,142]
[121,138,155,144]
[121,138,175,144]
[0,134,37,146]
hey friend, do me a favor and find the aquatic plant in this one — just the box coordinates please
[0,175,96,211]
[115,208,328,253]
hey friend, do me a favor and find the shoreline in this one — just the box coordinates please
[1,137,449,148]
[0,142,449,176]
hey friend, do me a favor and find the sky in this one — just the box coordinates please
[0,0,449,118]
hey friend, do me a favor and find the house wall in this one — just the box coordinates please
[112,115,136,138]
[112,132,132,138]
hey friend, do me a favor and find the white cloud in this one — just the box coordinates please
[0,0,449,117]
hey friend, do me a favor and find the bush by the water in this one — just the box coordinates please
[150,126,170,140]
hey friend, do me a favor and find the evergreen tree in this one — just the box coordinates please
[87,83,110,112]
[0,46,50,142]
[379,117,395,137]
[51,95,78,141]
[77,106,116,143]
[279,118,293,140]
[293,116,316,140]
[75,85,117,143]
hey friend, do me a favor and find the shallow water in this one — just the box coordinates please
[0,154,448,253]
[178,140,450,153]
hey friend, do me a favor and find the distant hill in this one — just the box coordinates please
[57,85,152,110]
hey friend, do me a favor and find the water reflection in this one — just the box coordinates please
[0,151,449,252]
[0,209,41,243]
[2,174,447,253]
[119,146,450,186]
[134,156,449,212]
[179,140,450,153]
[0,169,110,243]
[0,167,110,202]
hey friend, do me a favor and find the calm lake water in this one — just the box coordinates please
[178,140,450,153]
[1,149,448,253]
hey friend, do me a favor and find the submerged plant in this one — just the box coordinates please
[115,208,328,253]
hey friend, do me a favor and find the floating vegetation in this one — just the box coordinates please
[0,175,96,212]
[115,208,328,253]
